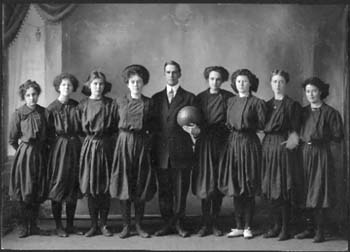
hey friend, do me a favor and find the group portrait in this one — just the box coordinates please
[1,2,349,251]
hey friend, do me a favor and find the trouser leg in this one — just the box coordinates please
[211,193,223,236]
[135,201,145,225]
[173,168,190,225]
[278,201,290,240]
[313,208,325,242]
[18,202,30,238]
[294,208,315,239]
[212,194,223,217]
[263,199,282,238]
[99,194,110,227]
[271,200,282,231]
[233,196,244,230]
[200,199,211,227]
[156,169,174,223]
[66,201,77,228]
[51,201,63,229]
[87,196,98,229]
[243,197,255,229]
[135,201,150,238]
[120,200,131,226]
[119,200,131,238]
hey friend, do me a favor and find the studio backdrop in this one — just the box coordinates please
[3,4,348,224]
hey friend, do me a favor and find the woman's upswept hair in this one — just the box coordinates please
[203,66,229,83]
[302,77,330,100]
[270,69,290,83]
[230,68,259,93]
[18,80,41,100]
[122,64,150,85]
[81,70,112,96]
[53,73,79,92]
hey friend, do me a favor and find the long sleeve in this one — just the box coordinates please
[329,109,344,142]
[9,111,21,150]
[75,101,86,137]
[111,98,120,134]
[46,110,56,147]
[256,99,267,131]
[289,100,302,133]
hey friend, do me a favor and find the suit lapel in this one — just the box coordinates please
[161,89,170,115]
[168,86,184,116]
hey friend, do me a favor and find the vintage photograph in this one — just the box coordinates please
[1,2,349,251]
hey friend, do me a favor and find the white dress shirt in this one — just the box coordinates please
[167,84,180,103]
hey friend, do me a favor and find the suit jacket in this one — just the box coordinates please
[151,86,197,169]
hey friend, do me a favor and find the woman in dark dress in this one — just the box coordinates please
[9,80,50,238]
[77,70,116,237]
[261,70,302,241]
[110,65,156,239]
[192,66,234,237]
[219,69,266,239]
[47,73,83,237]
[294,77,343,243]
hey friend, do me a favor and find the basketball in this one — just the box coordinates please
[177,106,202,127]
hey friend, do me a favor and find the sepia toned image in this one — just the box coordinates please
[1,2,349,251]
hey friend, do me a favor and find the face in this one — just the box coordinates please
[127,74,144,95]
[271,74,286,96]
[90,78,104,98]
[24,87,39,107]
[235,75,250,94]
[305,84,322,104]
[164,64,181,86]
[208,71,223,92]
[59,78,74,96]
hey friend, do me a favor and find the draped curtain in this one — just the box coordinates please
[3,3,76,47]
[3,4,30,48]
[4,4,76,155]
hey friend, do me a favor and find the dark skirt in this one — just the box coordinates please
[261,133,294,201]
[9,142,47,203]
[218,131,261,197]
[192,128,226,199]
[301,143,335,208]
[47,136,82,202]
[110,131,156,202]
[79,135,113,197]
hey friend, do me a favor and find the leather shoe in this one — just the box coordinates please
[176,223,190,238]
[30,225,51,236]
[136,224,150,238]
[263,228,280,238]
[66,226,84,235]
[197,225,209,237]
[84,226,98,237]
[56,227,68,237]
[294,229,315,239]
[18,225,29,238]
[119,225,131,239]
[100,225,113,237]
[154,224,173,236]
[278,230,290,241]
[212,225,223,236]
[313,229,325,243]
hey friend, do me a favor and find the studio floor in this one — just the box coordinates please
[1,217,348,251]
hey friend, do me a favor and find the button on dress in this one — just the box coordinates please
[110,95,156,202]
[9,104,49,203]
[47,99,82,203]
[77,97,117,197]
[192,89,234,199]
[261,96,302,202]
[218,95,267,197]
[299,103,344,208]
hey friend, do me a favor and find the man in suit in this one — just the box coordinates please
[151,60,200,237]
